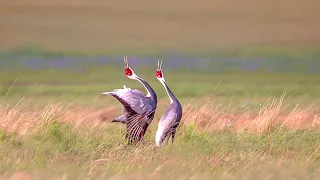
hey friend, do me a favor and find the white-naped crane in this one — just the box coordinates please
[155,60,183,146]
[100,56,158,143]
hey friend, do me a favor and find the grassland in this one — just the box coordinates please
[1,64,320,179]
[2,0,320,179]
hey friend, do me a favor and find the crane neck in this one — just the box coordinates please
[136,77,157,103]
[159,79,176,104]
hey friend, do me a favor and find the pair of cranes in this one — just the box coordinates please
[100,56,182,146]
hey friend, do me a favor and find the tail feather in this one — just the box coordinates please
[111,115,126,123]
[100,91,113,95]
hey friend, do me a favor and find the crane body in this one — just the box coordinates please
[101,57,157,143]
[155,60,183,146]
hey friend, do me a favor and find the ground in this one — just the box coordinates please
[1,67,320,180]
[1,1,320,179]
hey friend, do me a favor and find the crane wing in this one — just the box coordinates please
[100,85,152,115]
[101,85,154,142]
[125,112,148,142]
[122,85,145,96]
[101,90,148,142]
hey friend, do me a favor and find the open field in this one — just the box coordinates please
[2,0,320,179]
[1,63,320,179]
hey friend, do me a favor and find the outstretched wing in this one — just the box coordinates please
[101,85,152,115]
[101,85,153,142]
[122,85,145,96]
[102,90,147,141]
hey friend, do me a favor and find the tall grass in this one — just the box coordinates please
[1,90,320,179]
[184,91,320,133]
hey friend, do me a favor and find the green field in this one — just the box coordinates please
[1,1,320,179]
[1,66,320,179]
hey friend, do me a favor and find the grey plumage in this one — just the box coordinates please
[111,114,126,123]
[112,88,145,124]
[101,57,157,143]
[155,60,183,146]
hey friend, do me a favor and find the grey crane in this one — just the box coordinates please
[155,60,183,146]
[100,56,158,143]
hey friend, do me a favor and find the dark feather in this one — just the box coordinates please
[108,92,148,143]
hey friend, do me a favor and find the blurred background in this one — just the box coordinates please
[1,0,320,104]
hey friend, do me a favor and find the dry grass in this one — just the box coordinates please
[183,91,320,134]
[1,92,320,179]
[0,96,116,135]
[1,90,320,136]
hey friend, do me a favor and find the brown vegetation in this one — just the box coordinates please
[1,91,320,136]
[1,93,320,179]
[184,92,320,133]
[0,99,116,135]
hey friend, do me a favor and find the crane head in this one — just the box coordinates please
[124,56,138,80]
[156,60,165,80]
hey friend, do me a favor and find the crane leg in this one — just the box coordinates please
[171,130,176,144]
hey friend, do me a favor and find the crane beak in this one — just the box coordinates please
[157,60,163,70]
[99,92,109,95]
[124,56,129,68]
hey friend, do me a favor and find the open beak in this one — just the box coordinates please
[124,56,129,68]
[157,60,163,70]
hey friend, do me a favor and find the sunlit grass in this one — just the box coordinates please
[0,55,319,179]
[1,88,320,179]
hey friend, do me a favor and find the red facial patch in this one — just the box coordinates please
[156,70,162,78]
[125,68,133,76]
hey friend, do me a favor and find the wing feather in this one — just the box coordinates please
[102,86,152,114]
[126,113,147,142]
[101,86,155,143]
